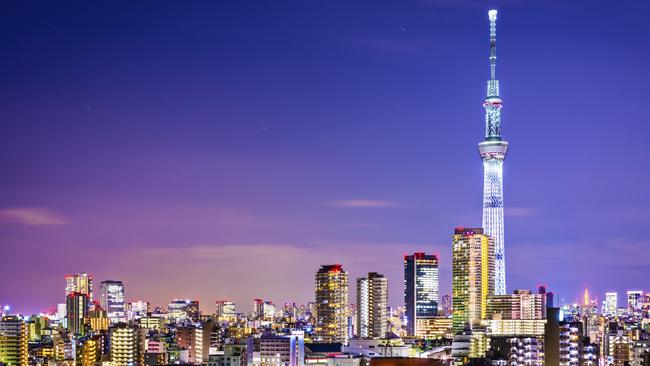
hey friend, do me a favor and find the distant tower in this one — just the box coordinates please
[479,9,508,295]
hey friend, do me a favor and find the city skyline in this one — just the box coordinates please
[2,0,650,314]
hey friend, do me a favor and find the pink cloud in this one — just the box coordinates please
[330,199,398,208]
[0,207,68,226]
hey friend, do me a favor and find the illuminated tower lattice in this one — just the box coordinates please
[478,10,508,295]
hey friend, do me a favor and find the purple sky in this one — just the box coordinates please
[1,0,649,315]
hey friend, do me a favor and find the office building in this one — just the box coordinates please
[254,299,275,320]
[356,272,388,339]
[168,300,199,323]
[628,291,643,312]
[403,253,439,337]
[605,292,618,316]
[452,227,495,333]
[259,331,304,366]
[315,264,349,343]
[65,273,93,304]
[66,292,89,335]
[100,280,126,324]
[216,301,237,322]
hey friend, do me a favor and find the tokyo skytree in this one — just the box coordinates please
[478,10,508,295]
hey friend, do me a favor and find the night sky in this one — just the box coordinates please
[1,0,649,315]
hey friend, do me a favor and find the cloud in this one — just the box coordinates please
[329,199,399,208]
[0,207,68,226]
[505,207,537,217]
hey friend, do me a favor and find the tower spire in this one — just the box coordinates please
[489,9,497,81]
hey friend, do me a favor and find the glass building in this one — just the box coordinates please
[403,253,439,337]
[100,280,126,324]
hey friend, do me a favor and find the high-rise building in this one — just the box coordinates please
[253,299,275,320]
[66,292,89,335]
[478,9,508,296]
[0,315,28,366]
[403,253,439,337]
[216,301,236,322]
[65,273,93,304]
[356,272,388,339]
[452,227,495,333]
[605,292,618,316]
[315,264,349,343]
[110,323,144,366]
[100,280,126,324]
[168,300,199,323]
[627,291,643,312]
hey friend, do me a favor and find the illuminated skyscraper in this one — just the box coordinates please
[0,315,28,366]
[356,272,388,339]
[66,292,89,336]
[315,264,349,343]
[478,9,508,295]
[627,291,643,312]
[403,253,439,337]
[605,292,618,316]
[65,273,93,304]
[452,227,495,333]
[100,280,126,324]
